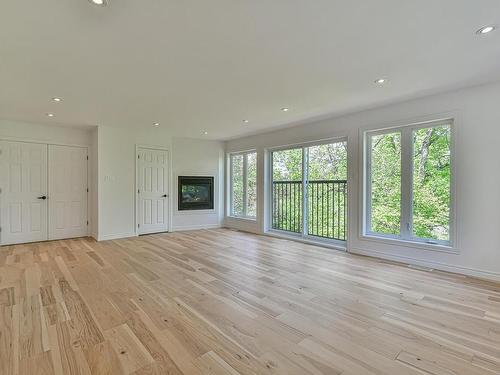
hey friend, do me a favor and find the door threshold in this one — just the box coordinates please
[266,230,347,251]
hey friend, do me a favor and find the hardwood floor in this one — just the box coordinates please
[1,229,500,374]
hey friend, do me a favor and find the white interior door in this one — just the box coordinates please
[0,141,48,245]
[48,145,88,240]
[137,148,169,235]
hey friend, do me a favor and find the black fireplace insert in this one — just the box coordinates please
[178,176,214,211]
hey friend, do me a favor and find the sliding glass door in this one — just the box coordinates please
[270,140,347,243]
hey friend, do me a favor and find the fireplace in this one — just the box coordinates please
[178,176,214,211]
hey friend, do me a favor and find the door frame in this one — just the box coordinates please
[0,137,90,245]
[135,144,172,236]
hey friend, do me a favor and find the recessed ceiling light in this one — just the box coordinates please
[375,78,386,84]
[89,0,107,6]
[47,113,55,117]
[203,131,208,135]
[153,122,160,127]
[477,25,496,35]
[52,97,62,102]
[281,108,290,112]
[243,120,249,124]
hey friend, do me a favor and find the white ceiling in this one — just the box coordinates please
[1,0,499,140]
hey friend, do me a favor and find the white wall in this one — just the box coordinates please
[225,81,500,281]
[89,127,99,239]
[97,126,224,240]
[172,138,224,231]
[0,119,91,146]
[0,120,223,242]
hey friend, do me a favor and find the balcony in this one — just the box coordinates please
[272,180,347,241]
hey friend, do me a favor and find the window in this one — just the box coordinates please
[229,151,257,218]
[364,120,453,246]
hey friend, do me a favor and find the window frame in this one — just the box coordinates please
[363,118,455,249]
[229,150,257,220]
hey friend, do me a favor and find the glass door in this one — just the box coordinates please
[270,140,348,243]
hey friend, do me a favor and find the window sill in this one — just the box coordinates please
[360,234,458,254]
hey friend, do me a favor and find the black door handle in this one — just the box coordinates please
[37,196,47,200]
[162,194,167,198]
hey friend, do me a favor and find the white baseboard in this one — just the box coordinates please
[97,232,137,241]
[350,247,500,282]
[171,224,221,232]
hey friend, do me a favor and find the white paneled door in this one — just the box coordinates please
[137,147,169,235]
[48,145,88,240]
[0,141,88,245]
[0,141,48,244]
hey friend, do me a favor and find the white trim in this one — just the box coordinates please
[171,224,221,232]
[266,135,348,153]
[98,232,137,241]
[350,247,500,282]
[359,234,458,254]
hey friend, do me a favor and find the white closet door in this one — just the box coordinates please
[137,148,169,235]
[0,141,48,245]
[48,145,88,240]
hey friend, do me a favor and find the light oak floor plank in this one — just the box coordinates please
[1,228,500,374]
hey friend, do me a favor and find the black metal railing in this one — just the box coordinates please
[272,180,347,241]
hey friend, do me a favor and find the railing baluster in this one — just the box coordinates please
[271,180,346,240]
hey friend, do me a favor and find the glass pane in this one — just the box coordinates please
[246,153,257,217]
[369,132,401,235]
[412,125,451,241]
[307,142,348,240]
[272,148,302,233]
[231,154,244,216]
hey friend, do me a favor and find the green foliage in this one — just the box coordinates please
[231,154,244,216]
[412,125,451,240]
[370,132,402,235]
[369,125,451,241]
[231,153,257,218]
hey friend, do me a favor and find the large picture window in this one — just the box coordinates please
[364,120,453,246]
[229,151,257,218]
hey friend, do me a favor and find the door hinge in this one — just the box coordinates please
[87,188,89,193]
[86,155,89,160]
[137,155,140,159]
[86,221,89,225]
[137,189,140,194]
[138,224,140,228]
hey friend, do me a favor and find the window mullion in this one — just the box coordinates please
[229,156,234,216]
[302,147,308,237]
[400,128,412,240]
[242,153,248,217]
[365,135,373,234]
